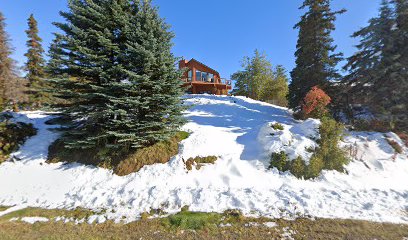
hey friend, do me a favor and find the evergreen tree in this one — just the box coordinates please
[344,0,394,107]
[272,65,289,106]
[24,14,46,107]
[124,0,187,150]
[381,0,408,129]
[231,50,271,99]
[232,50,288,106]
[49,0,185,162]
[231,56,250,97]
[345,0,407,129]
[258,65,289,107]
[250,50,273,100]
[0,12,8,110]
[289,0,345,110]
[290,156,306,179]
[47,35,65,77]
[0,12,19,110]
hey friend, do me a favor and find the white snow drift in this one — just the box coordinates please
[0,95,407,224]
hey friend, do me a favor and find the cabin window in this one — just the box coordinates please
[208,73,214,82]
[202,72,208,81]
[195,70,201,81]
[187,70,192,81]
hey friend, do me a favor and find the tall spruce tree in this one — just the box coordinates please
[25,14,46,107]
[381,0,408,129]
[49,0,185,162]
[47,35,67,78]
[289,0,345,110]
[0,12,18,110]
[344,0,395,112]
[0,12,8,109]
[345,0,407,129]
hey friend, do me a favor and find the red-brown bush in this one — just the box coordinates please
[301,86,331,119]
[397,132,408,148]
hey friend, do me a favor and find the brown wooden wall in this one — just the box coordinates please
[179,59,221,83]
[179,59,231,95]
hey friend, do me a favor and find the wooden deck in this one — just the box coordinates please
[179,59,232,95]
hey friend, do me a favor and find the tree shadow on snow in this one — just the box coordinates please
[185,95,296,162]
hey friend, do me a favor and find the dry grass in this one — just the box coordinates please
[0,205,11,212]
[48,131,190,176]
[0,207,95,223]
[386,138,403,154]
[114,131,189,176]
[184,156,218,171]
[0,207,407,240]
[289,218,408,240]
[397,132,408,148]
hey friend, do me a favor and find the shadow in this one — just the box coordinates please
[185,95,296,161]
[10,113,60,162]
[55,161,99,172]
[348,131,398,155]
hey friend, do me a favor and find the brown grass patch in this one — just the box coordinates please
[397,132,408,148]
[287,218,408,240]
[386,138,403,154]
[0,206,11,212]
[184,156,218,171]
[0,208,408,240]
[114,131,189,176]
[48,131,190,176]
[0,207,95,223]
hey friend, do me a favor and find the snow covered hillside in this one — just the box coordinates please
[0,95,407,224]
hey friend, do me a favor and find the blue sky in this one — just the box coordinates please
[2,0,381,79]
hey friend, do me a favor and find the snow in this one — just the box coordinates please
[86,215,107,224]
[244,222,261,227]
[21,217,49,224]
[0,95,407,224]
[219,223,232,227]
[263,221,277,228]
[0,205,27,217]
[258,119,319,164]
[54,216,85,224]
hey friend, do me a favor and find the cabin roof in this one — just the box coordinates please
[186,58,220,76]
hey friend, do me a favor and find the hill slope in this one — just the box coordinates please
[0,95,407,223]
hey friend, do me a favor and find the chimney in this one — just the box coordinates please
[179,59,188,69]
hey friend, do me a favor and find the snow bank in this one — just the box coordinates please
[0,95,407,224]
[21,217,49,224]
[263,222,277,228]
[258,119,319,164]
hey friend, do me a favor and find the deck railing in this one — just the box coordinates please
[221,78,232,86]
[181,78,232,86]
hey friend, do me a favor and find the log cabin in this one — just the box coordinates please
[179,59,232,95]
